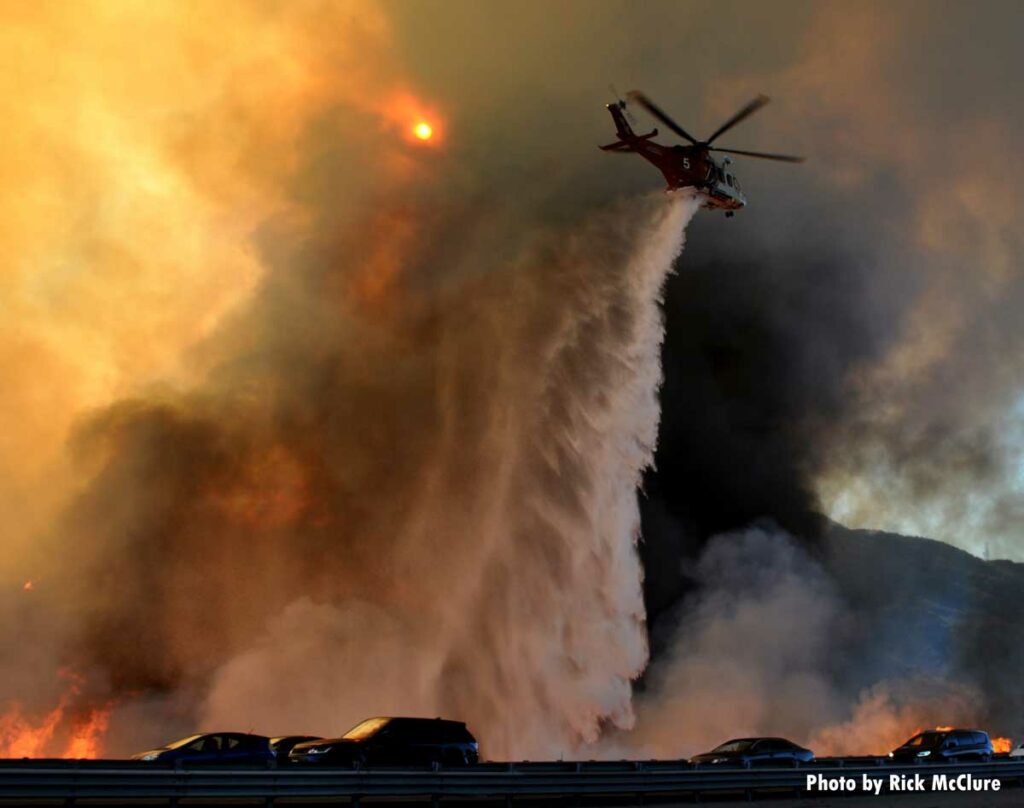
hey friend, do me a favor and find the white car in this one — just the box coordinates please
[1011,742,1024,758]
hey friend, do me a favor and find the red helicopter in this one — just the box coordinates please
[601,91,803,216]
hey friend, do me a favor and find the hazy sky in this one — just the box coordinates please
[5,0,1023,566]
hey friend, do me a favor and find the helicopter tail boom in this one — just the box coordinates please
[600,101,657,151]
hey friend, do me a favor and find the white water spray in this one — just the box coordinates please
[199,193,701,759]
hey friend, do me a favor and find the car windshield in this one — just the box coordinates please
[343,718,390,741]
[712,740,755,753]
[164,734,204,750]
[905,732,945,748]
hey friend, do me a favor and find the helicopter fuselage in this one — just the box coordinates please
[632,141,746,210]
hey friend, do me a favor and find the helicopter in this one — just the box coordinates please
[600,91,803,216]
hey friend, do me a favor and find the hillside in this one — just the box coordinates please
[822,523,1024,733]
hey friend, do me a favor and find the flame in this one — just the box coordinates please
[413,121,433,141]
[0,671,112,759]
[934,725,954,731]
[63,703,114,759]
[0,701,64,758]
[22,580,33,591]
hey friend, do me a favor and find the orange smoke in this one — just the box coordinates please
[0,0,439,577]
[212,445,312,530]
[0,671,111,759]
[378,90,445,147]
[808,685,992,757]
[343,204,425,314]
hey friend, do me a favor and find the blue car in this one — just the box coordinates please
[690,737,815,766]
[132,733,274,764]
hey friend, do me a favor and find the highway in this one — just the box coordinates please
[1,756,1023,807]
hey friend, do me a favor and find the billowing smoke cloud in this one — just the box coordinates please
[628,527,842,756]
[189,193,699,757]
[626,527,1003,759]
[710,3,1024,560]
[809,680,987,757]
[18,146,698,756]
[4,0,1024,763]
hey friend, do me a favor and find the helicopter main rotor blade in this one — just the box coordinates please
[627,91,700,146]
[710,146,804,163]
[705,95,770,145]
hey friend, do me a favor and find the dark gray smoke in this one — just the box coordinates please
[639,232,906,629]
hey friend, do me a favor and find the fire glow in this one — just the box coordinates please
[377,90,443,146]
[0,671,111,759]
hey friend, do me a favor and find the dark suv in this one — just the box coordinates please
[889,729,993,762]
[289,717,478,767]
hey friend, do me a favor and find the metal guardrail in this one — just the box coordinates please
[1,757,1023,804]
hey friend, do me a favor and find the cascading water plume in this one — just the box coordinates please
[199,191,701,759]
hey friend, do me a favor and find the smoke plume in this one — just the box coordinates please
[5,0,1024,763]
[20,182,698,757]
[626,526,1004,760]
[628,526,841,756]
[193,193,699,757]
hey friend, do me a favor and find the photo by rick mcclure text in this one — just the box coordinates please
[807,773,1004,795]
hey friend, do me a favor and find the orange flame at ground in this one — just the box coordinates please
[63,703,114,759]
[0,671,112,759]
[0,701,65,758]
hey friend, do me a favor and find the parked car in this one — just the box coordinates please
[270,735,322,761]
[132,732,274,764]
[689,737,814,766]
[1010,742,1023,758]
[888,729,993,762]
[289,717,478,766]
